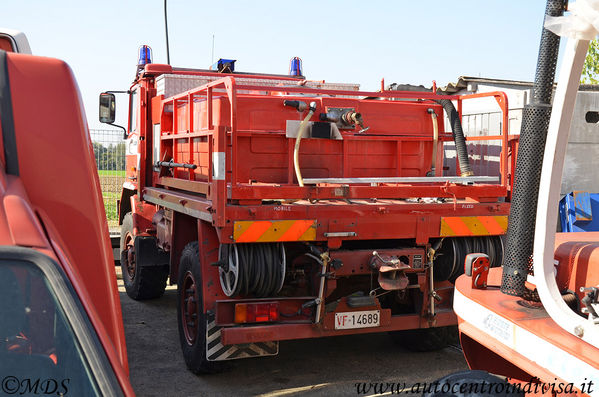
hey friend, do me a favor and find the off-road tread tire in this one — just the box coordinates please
[177,241,229,374]
[120,212,169,300]
[389,325,457,352]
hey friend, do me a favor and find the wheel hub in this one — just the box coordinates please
[181,271,198,345]
[124,233,136,279]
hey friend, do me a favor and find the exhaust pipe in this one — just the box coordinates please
[500,0,567,297]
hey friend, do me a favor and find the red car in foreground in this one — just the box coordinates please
[0,30,133,396]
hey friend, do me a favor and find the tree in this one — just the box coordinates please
[93,142,106,168]
[93,141,125,171]
[582,39,599,84]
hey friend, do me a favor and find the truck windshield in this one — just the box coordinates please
[0,257,118,396]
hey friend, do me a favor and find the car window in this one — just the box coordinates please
[0,254,120,397]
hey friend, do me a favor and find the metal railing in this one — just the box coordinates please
[90,129,126,231]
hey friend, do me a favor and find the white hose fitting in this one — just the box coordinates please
[428,109,439,173]
[294,102,317,187]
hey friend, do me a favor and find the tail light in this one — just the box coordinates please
[234,302,279,323]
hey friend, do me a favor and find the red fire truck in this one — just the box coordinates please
[101,49,512,373]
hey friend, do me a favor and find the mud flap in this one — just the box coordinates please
[206,314,279,361]
[134,236,169,267]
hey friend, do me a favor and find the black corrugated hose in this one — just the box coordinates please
[387,84,473,177]
[435,99,473,177]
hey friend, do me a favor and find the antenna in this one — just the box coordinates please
[211,34,215,65]
[164,0,171,65]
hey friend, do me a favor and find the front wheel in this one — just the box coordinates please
[177,241,228,374]
[120,212,169,300]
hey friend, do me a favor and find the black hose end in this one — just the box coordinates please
[284,100,308,112]
[431,238,444,252]
[307,243,323,257]
[283,100,299,108]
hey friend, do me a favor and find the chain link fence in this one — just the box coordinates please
[90,129,126,232]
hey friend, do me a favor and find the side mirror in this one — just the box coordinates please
[99,92,116,124]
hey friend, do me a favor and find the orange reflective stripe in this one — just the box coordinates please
[461,216,488,235]
[298,225,317,241]
[440,216,508,237]
[257,220,295,242]
[478,216,506,235]
[493,215,508,231]
[233,220,254,239]
[234,220,317,242]
[279,220,316,241]
[441,217,473,236]
[235,221,272,243]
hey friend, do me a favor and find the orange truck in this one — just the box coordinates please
[101,45,513,373]
[0,30,133,395]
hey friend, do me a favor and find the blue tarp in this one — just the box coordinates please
[559,191,599,232]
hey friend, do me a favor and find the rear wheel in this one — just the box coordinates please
[120,212,169,300]
[389,325,457,352]
[177,242,228,374]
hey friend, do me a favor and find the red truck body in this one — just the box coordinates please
[108,56,513,372]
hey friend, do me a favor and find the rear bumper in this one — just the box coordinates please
[220,310,457,345]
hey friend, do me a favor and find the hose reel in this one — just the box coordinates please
[433,236,504,282]
[218,243,286,297]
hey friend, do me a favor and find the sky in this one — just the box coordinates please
[5,0,552,130]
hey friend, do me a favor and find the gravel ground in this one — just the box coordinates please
[116,269,468,396]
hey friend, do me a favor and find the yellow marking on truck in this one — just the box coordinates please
[234,220,317,242]
[440,216,508,237]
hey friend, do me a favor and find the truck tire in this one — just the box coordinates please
[422,370,523,396]
[120,212,169,300]
[389,325,457,352]
[177,242,228,374]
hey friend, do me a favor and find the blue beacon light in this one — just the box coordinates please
[138,45,153,66]
[289,57,303,76]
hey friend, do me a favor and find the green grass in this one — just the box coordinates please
[102,191,120,222]
[102,191,120,200]
[98,169,126,177]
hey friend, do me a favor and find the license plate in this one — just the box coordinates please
[334,310,380,330]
